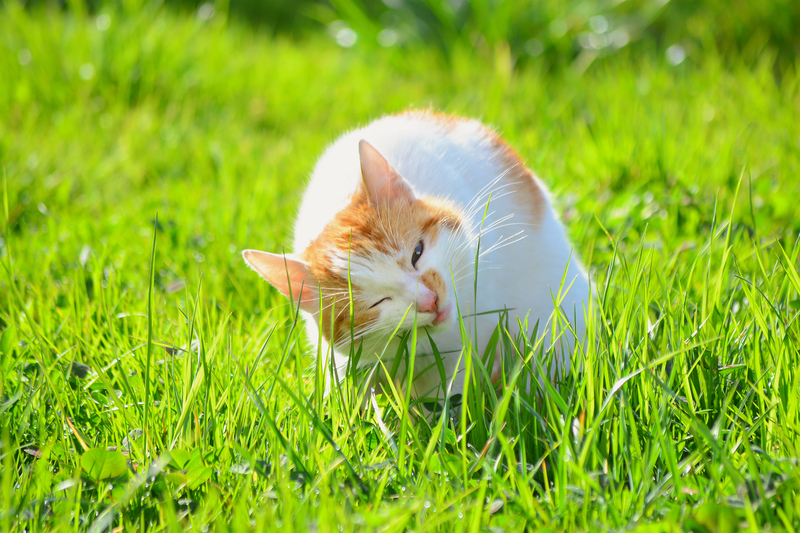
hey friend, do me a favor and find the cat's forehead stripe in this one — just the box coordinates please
[421,206,462,234]
[304,192,462,266]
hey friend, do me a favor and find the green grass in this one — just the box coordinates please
[2,2,800,531]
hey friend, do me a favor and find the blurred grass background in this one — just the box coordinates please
[24,0,800,70]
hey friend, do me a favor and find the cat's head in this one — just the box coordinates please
[243,140,469,351]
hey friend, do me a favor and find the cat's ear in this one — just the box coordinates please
[359,140,415,205]
[242,250,319,313]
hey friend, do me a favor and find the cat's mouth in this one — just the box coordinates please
[430,303,452,327]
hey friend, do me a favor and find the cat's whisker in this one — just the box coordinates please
[451,265,503,284]
[464,188,518,220]
[477,212,516,232]
[346,321,396,346]
[445,201,520,260]
[479,231,527,257]
[314,294,358,319]
[477,222,534,240]
[460,180,502,219]
[461,177,518,221]
[462,171,509,214]
[447,217,534,267]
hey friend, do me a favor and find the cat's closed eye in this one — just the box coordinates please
[369,297,391,309]
[411,240,424,268]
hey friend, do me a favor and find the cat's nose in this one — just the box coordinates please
[417,288,439,314]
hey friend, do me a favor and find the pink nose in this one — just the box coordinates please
[416,286,439,314]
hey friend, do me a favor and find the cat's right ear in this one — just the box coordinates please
[242,250,319,313]
[359,140,416,205]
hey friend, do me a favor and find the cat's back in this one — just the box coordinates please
[293,112,545,253]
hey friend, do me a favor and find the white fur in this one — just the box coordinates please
[293,114,589,399]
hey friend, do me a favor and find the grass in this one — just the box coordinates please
[2,2,800,531]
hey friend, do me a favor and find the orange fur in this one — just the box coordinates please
[399,109,463,132]
[483,129,546,227]
[301,187,463,346]
[490,355,503,385]
[420,269,445,301]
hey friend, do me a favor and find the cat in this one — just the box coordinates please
[243,110,589,405]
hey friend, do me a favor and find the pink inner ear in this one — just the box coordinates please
[242,250,319,312]
[358,140,415,205]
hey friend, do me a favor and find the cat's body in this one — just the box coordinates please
[244,111,588,401]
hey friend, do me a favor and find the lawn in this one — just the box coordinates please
[2,1,800,531]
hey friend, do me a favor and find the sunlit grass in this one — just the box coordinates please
[1,2,800,532]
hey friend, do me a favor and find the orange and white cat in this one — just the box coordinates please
[243,111,589,402]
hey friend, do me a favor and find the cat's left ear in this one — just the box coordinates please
[242,250,319,313]
[359,140,416,205]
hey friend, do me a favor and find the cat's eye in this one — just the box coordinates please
[411,241,424,268]
[369,297,391,309]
